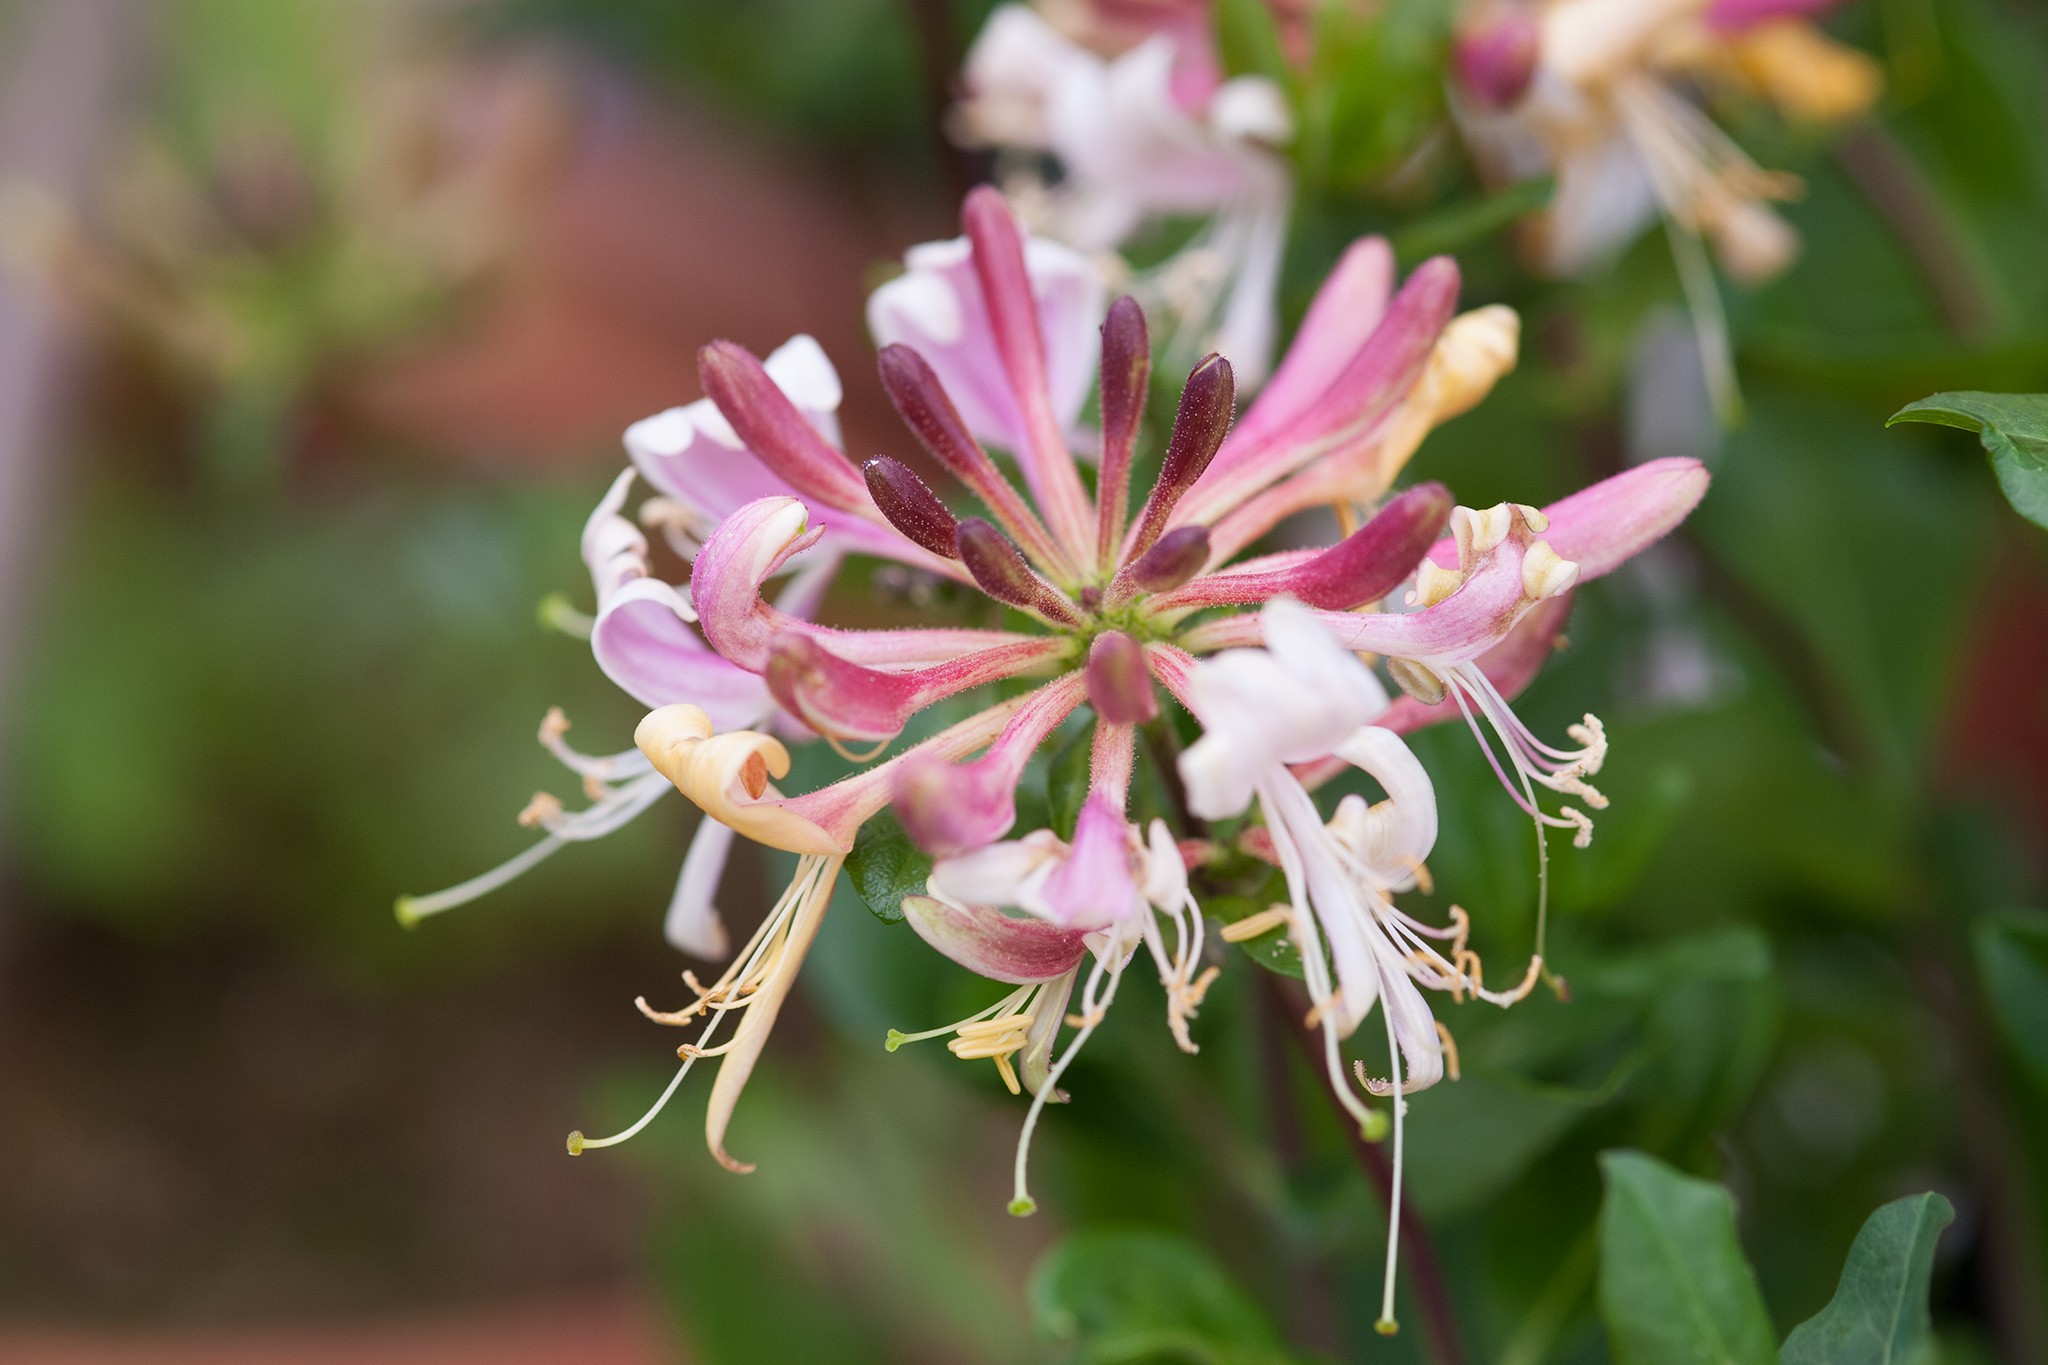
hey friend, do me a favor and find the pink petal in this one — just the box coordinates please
[691,497,1036,673]
[1373,591,1574,738]
[1034,793,1138,929]
[592,578,774,723]
[1231,237,1393,453]
[894,675,1088,857]
[1152,481,1451,612]
[1423,458,1709,580]
[764,631,1066,744]
[902,895,1091,984]
[1172,256,1459,530]
[866,214,1103,456]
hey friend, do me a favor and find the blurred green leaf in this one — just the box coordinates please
[1029,1228,1298,1365]
[1971,907,2048,1087]
[1780,1191,1953,1365]
[1215,0,1288,86]
[1597,1151,1775,1365]
[1389,176,1553,268]
[1890,391,2048,528]
[1049,719,1096,842]
[846,810,929,924]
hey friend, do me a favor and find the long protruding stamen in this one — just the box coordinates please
[1375,969,1408,1337]
[1096,295,1150,566]
[1011,947,1125,1215]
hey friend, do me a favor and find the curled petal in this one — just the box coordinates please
[1179,599,1389,821]
[1329,726,1438,882]
[593,578,774,722]
[635,704,842,855]
[902,895,1090,984]
[1377,591,1574,737]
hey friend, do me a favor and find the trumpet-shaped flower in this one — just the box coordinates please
[955,4,1294,386]
[409,184,1709,1329]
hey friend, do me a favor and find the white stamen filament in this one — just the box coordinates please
[1011,944,1126,1215]
[569,854,837,1153]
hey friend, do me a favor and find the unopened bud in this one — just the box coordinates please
[1126,353,1234,558]
[1125,525,1211,593]
[956,518,1083,625]
[863,457,959,558]
[1085,632,1158,726]
[1421,306,1519,422]
[1453,12,1540,109]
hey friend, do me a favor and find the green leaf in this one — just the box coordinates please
[1048,718,1096,843]
[1972,907,2048,1087]
[1029,1228,1298,1365]
[1597,1151,1776,1365]
[1781,1192,1954,1365]
[1214,0,1289,86]
[845,810,929,924]
[1889,391,2048,529]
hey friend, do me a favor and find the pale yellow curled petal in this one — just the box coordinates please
[1418,305,1519,423]
[635,703,842,855]
[1731,20,1882,124]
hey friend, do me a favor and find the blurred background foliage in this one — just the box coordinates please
[1,0,2045,1361]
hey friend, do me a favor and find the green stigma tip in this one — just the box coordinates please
[394,897,419,928]
[1007,1197,1037,1217]
[1374,1318,1399,1337]
[566,1131,585,1156]
[1361,1109,1391,1143]
[884,1030,907,1053]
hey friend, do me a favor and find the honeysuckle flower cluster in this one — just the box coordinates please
[1452,0,1880,411]
[955,2,1294,386]
[402,186,1708,1332]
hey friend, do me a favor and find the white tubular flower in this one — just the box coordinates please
[955,4,1294,387]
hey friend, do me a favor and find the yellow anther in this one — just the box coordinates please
[1409,560,1464,608]
[1521,539,1580,601]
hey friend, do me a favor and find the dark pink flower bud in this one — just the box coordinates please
[1453,13,1540,111]
[1290,482,1454,610]
[1127,353,1234,560]
[1124,525,1211,594]
[956,517,1083,625]
[698,341,869,513]
[1096,295,1151,558]
[863,457,959,559]
[1086,632,1158,726]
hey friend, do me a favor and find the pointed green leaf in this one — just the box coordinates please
[1781,1192,1953,1365]
[845,810,929,924]
[1597,1151,1776,1365]
[1890,391,2048,528]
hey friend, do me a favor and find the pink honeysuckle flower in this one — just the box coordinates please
[410,186,1710,1323]
[395,335,944,960]
[953,4,1294,388]
[1451,0,1881,416]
